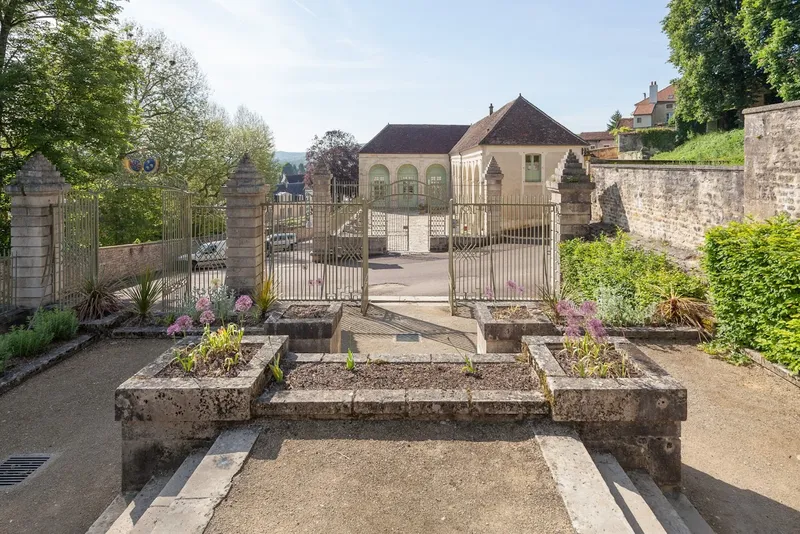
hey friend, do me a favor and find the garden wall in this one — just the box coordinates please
[99,241,162,282]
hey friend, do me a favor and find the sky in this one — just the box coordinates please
[122,0,679,152]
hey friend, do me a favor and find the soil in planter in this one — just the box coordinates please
[552,346,642,378]
[270,362,537,390]
[283,305,329,319]
[491,305,542,320]
[157,344,260,379]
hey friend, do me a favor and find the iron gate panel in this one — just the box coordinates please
[161,190,192,312]
[191,203,227,294]
[53,191,99,309]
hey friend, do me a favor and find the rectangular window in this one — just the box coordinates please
[636,117,642,123]
[666,103,673,109]
[525,154,542,182]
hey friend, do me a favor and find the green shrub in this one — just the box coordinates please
[704,216,800,373]
[595,285,656,326]
[561,232,705,324]
[651,129,744,164]
[0,327,54,359]
[30,309,79,342]
[638,127,678,153]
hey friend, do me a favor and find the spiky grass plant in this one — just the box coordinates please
[269,352,284,382]
[75,277,120,320]
[346,348,356,372]
[655,286,714,334]
[255,275,279,318]
[125,268,163,320]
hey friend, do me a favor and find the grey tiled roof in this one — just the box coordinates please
[359,124,470,154]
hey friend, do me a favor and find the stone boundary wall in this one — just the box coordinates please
[99,241,162,282]
[743,101,800,219]
[591,164,744,249]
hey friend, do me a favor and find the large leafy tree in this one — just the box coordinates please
[663,0,768,125]
[740,0,800,101]
[0,0,134,247]
[305,130,359,192]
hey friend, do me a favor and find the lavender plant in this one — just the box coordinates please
[558,300,631,378]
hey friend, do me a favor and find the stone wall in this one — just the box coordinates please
[99,241,162,282]
[591,165,745,248]
[743,101,800,219]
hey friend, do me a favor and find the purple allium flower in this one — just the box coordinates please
[195,296,211,311]
[556,300,577,317]
[234,295,253,313]
[166,323,181,336]
[579,301,598,318]
[586,318,607,341]
[484,286,495,300]
[199,309,215,325]
[506,280,518,291]
[565,323,581,338]
[167,315,193,336]
[516,285,525,294]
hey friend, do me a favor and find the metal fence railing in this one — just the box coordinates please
[191,204,227,295]
[53,191,99,310]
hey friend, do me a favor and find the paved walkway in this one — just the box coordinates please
[0,339,173,534]
[207,421,573,534]
[639,342,800,534]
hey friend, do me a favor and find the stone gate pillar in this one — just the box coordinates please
[5,154,71,308]
[311,163,331,262]
[547,150,595,241]
[484,157,504,236]
[222,155,268,296]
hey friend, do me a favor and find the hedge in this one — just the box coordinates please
[703,216,800,373]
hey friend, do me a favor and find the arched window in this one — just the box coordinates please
[525,154,542,182]
[396,164,418,208]
[426,164,448,202]
[368,164,389,199]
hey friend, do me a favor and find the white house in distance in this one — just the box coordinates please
[358,95,587,206]
[633,82,676,128]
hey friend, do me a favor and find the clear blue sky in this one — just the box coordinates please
[123,0,678,152]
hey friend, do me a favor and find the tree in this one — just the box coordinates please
[740,0,800,101]
[297,162,305,174]
[282,162,297,176]
[227,106,281,185]
[0,0,135,247]
[305,130,359,192]
[606,110,623,132]
[663,0,769,125]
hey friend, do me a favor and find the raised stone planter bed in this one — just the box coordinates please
[115,334,288,490]
[263,302,342,352]
[80,309,133,335]
[111,325,206,339]
[0,334,96,396]
[556,324,704,343]
[475,301,558,354]
[523,335,687,487]
[254,352,549,421]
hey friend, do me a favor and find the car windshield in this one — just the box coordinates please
[198,243,217,253]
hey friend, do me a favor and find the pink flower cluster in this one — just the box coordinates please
[308,278,323,286]
[484,286,495,300]
[166,315,193,336]
[199,309,216,325]
[195,296,211,312]
[506,280,525,294]
[234,295,253,313]
[558,299,607,341]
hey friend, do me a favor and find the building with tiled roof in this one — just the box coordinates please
[358,95,586,205]
[579,131,615,148]
[632,82,677,129]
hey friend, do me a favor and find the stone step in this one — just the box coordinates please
[592,452,669,534]
[627,471,693,534]
[664,491,715,534]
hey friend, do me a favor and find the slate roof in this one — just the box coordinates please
[579,131,615,142]
[284,174,305,183]
[633,84,676,115]
[450,96,587,154]
[359,124,470,154]
[274,181,306,198]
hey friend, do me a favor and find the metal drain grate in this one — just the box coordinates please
[396,333,420,342]
[0,455,51,487]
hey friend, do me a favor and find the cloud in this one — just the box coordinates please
[291,0,317,17]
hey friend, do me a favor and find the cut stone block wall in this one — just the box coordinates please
[99,241,162,282]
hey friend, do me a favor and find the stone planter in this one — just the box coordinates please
[475,302,558,354]
[523,335,687,487]
[115,334,288,490]
[263,302,343,353]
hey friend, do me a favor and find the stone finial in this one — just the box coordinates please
[5,153,70,195]
[484,157,504,179]
[223,154,267,196]
[552,150,589,183]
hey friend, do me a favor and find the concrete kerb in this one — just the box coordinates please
[743,348,800,389]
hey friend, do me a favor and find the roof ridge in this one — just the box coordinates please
[516,95,587,146]
[476,97,518,146]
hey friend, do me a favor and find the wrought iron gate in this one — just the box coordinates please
[53,191,99,309]
[161,189,192,311]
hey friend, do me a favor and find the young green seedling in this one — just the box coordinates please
[346,348,356,372]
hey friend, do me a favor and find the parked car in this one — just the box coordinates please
[184,240,227,269]
[266,233,297,252]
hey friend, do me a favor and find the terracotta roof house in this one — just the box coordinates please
[579,131,615,148]
[633,82,676,129]
[358,95,586,205]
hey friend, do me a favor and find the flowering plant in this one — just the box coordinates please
[199,309,216,325]
[558,299,630,378]
[166,314,193,337]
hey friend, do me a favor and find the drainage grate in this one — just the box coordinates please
[396,333,420,342]
[0,455,51,487]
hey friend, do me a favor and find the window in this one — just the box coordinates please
[666,103,673,109]
[636,117,642,124]
[524,154,542,182]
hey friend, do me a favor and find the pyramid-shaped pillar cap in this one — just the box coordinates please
[310,161,331,187]
[484,156,504,178]
[5,153,71,195]
[552,150,589,183]
[223,154,268,196]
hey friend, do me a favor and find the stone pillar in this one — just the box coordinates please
[311,163,332,262]
[5,154,71,308]
[222,155,268,296]
[547,150,595,241]
[484,157,504,236]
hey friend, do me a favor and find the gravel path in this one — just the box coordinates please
[207,420,574,534]
[0,338,173,534]
[639,342,800,534]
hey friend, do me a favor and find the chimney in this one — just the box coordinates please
[649,81,658,104]
[489,103,494,115]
